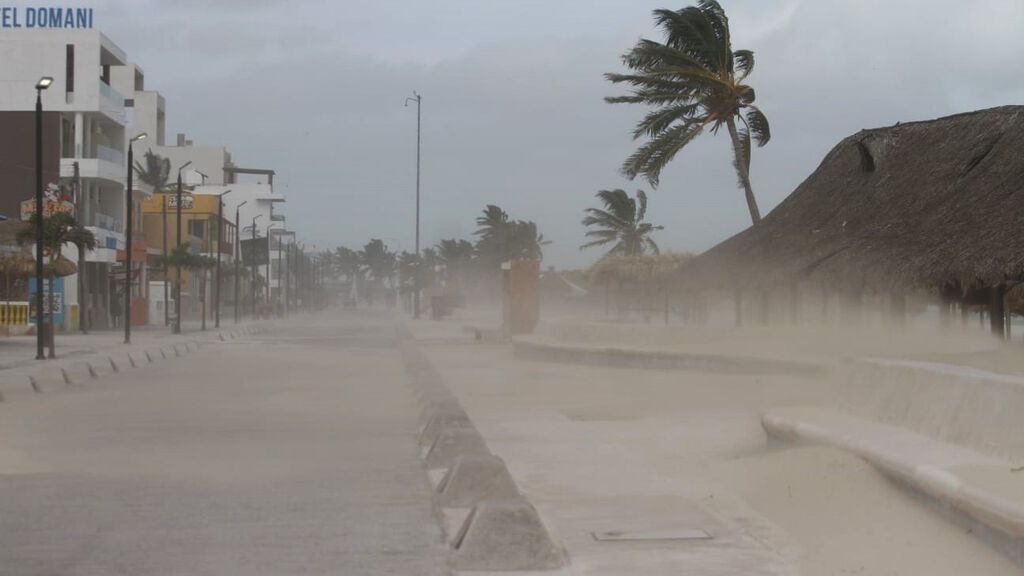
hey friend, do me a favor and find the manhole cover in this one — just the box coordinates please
[592,529,711,542]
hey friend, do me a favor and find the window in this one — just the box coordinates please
[65,44,74,92]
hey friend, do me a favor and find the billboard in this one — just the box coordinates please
[240,237,269,266]
[28,277,65,324]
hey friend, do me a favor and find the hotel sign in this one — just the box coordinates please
[1,7,93,28]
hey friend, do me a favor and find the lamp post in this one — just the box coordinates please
[173,160,192,334]
[33,76,52,360]
[250,214,262,318]
[215,189,232,328]
[234,200,247,323]
[123,132,147,344]
[405,91,422,319]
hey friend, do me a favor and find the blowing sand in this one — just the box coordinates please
[710,446,1021,575]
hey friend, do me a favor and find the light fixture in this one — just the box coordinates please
[131,132,147,143]
[35,77,53,90]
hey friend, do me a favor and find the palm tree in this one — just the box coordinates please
[65,225,97,333]
[133,150,172,192]
[506,220,551,261]
[605,1,771,224]
[17,213,95,349]
[581,189,663,257]
[358,239,396,304]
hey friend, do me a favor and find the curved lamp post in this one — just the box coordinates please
[123,132,147,343]
[173,160,192,334]
[34,76,52,360]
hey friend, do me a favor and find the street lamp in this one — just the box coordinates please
[250,214,263,318]
[215,189,232,328]
[173,160,192,334]
[234,200,247,323]
[123,132,147,344]
[34,76,52,360]
[405,91,422,319]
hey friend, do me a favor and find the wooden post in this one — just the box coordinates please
[789,283,799,324]
[734,288,743,327]
[990,285,1006,339]
[663,286,669,326]
[759,290,770,325]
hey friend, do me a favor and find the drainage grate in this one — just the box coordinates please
[592,529,711,542]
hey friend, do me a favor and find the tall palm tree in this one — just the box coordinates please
[581,189,663,256]
[133,150,172,192]
[605,1,771,224]
[474,205,510,269]
[506,220,550,261]
[358,239,396,304]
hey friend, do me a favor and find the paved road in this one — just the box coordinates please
[0,310,449,576]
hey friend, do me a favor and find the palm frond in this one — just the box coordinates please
[746,105,771,146]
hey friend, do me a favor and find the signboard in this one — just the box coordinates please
[166,194,194,210]
[1,7,93,29]
[240,237,269,266]
[21,186,74,220]
[28,277,65,324]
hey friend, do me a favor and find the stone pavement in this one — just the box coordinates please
[0,309,449,575]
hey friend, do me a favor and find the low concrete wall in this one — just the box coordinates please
[836,359,1024,461]
[514,336,828,378]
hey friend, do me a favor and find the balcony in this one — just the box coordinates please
[98,81,127,126]
[95,145,124,165]
[60,157,124,185]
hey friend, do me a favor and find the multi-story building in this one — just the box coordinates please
[140,192,236,325]
[0,28,152,329]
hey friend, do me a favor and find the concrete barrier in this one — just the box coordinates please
[514,336,827,378]
[424,428,490,471]
[420,412,474,450]
[450,498,567,571]
[436,454,520,509]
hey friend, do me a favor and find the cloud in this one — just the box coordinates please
[87,0,1024,267]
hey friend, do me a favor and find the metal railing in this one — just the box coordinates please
[95,144,124,165]
[0,302,30,325]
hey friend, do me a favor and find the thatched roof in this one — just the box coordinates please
[679,106,1024,292]
[588,252,693,285]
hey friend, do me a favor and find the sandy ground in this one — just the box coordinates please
[412,313,1021,575]
[0,310,449,576]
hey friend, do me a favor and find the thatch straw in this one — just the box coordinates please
[679,106,1024,293]
[588,252,693,285]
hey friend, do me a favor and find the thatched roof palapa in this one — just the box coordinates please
[589,252,693,286]
[680,106,1024,294]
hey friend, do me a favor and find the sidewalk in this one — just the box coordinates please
[0,319,270,401]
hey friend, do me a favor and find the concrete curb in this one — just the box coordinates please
[764,408,1024,563]
[514,335,828,378]
[0,323,270,403]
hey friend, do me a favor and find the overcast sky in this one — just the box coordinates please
[86,0,1024,267]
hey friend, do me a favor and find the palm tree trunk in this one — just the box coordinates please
[726,117,762,225]
[78,248,87,334]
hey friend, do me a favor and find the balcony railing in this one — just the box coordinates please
[95,145,124,165]
[99,81,124,107]
[93,212,122,232]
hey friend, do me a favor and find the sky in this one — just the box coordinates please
[80,0,1024,267]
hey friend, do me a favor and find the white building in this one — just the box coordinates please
[0,29,154,329]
